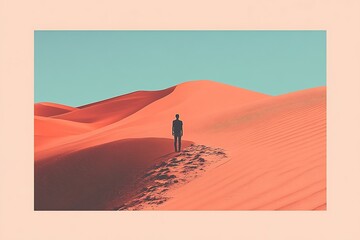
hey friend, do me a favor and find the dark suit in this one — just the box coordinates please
[172,119,183,152]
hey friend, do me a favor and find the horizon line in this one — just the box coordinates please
[34,79,326,108]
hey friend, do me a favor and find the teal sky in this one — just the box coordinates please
[35,30,326,107]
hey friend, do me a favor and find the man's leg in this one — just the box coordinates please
[174,135,178,152]
[178,136,181,152]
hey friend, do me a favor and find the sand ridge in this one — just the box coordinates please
[117,144,227,210]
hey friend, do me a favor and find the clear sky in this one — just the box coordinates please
[35,30,326,107]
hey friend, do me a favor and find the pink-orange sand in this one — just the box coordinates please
[34,80,326,210]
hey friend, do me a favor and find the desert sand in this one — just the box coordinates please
[34,80,326,210]
[35,102,77,117]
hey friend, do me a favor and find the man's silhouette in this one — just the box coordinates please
[172,114,183,152]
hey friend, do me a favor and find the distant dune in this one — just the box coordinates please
[35,102,77,117]
[52,86,175,126]
[34,80,326,210]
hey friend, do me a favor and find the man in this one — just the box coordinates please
[172,114,183,152]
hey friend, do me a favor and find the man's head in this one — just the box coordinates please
[175,114,179,119]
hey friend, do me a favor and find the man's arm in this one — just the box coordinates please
[172,122,174,136]
[181,122,183,136]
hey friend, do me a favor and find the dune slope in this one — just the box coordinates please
[157,87,326,210]
[35,137,192,210]
[35,80,269,160]
[35,102,77,117]
[52,86,176,126]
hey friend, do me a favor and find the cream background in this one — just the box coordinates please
[1,0,360,239]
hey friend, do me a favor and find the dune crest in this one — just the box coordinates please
[52,86,176,126]
[35,80,269,159]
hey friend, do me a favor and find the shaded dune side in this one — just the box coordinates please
[157,87,326,210]
[35,102,77,117]
[34,138,192,210]
[52,86,176,126]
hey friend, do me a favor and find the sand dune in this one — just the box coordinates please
[157,87,326,210]
[35,102,77,117]
[35,80,268,160]
[52,86,175,126]
[34,116,95,151]
[35,116,94,136]
[34,87,175,151]
[35,137,192,210]
[34,80,326,210]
